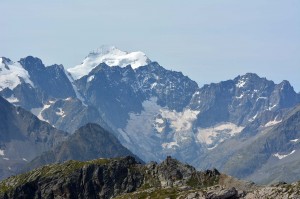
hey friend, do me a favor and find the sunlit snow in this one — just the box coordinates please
[197,123,244,145]
[160,109,199,132]
[268,104,277,111]
[68,46,151,80]
[235,94,244,99]
[31,102,52,123]
[273,150,296,160]
[0,57,34,91]
[6,95,19,103]
[264,119,282,127]
[87,75,95,82]
[56,108,65,118]
[236,79,246,88]
[162,142,179,149]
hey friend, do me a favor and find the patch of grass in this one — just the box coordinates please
[0,157,116,194]
[186,173,219,188]
[0,183,11,194]
[115,188,180,199]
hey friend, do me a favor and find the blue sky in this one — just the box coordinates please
[1,0,300,91]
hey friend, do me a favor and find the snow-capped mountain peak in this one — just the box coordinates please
[0,57,34,91]
[67,46,151,80]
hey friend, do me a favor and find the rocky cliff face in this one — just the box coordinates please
[37,98,110,135]
[0,56,76,110]
[0,96,68,180]
[199,104,300,184]
[0,156,237,199]
[0,156,299,199]
[192,73,299,128]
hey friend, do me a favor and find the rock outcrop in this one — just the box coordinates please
[0,156,299,199]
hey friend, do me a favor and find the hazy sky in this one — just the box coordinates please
[1,1,300,91]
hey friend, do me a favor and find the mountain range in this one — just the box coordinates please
[1,46,300,184]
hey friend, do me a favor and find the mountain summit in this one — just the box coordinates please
[67,46,151,80]
[0,57,34,91]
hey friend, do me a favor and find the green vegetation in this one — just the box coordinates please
[115,188,181,199]
[186,173,219,188]
[0,157,115,194]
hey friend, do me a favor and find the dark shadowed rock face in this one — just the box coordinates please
[0,156,223,199]
[24,123,142,172]
[19,56,76,100]
[0,96,68,180]
[39,98,110,134]
[0,157,142,199]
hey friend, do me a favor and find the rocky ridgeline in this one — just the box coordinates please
[0,156,298,199]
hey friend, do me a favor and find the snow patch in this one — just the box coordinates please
[6,95,19,103]
[87,75,95,82]
[123,98,199,159]
[256,97,267,101]
[197,123,244,145]
[3,158,9,160]
[0,57,34,91]
[290,139,299,143]
[236,80,246,88]
[264,119,282,127]
[273,150,296,160]
[56,108,65,118]
[235,94,244,99]
[155,117,165,133]
[68,46,151,80]
[162,142,179,149]
[207,145,218,150]
[64,70,87,106]
[38,104,51,122]
[268,104,277,111]
[156,118,164,124]
[0,150,4,156]
[160,109,199,132]
[22,158,28,162]
[125,98,161,138]
[249,113,258,122]
[151,82,157,89]
[31,102,52,123]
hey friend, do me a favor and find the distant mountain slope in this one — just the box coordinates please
[19,56,76,99]
[36,97,110,133]
[0,96,68,180]
[192,73,300,128]
[0,56,76,110]
[25,123,142,171]
[200,104,300,184]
